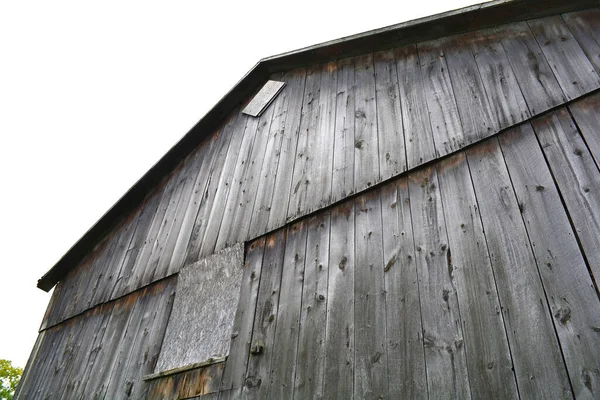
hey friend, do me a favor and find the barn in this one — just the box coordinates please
[15,0,600,398]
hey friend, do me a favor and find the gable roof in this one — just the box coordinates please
[37,0,599,291]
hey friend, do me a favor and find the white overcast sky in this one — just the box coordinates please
[0,0,481,368]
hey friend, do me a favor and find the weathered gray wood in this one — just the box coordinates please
[147,362,225,399]
[407,166,471,400]
[331,57,356,203]
[77,289,141,398]
[104,280,176,400]
[266,220,307,399]
[265,68,307,231]
[142,152,199,285]
[395,44,436,169]
[241,230,286,399]
[443,33,499,143]
[110,188,163,300]
[323,201,355,400]
[185,113,239,266]
[374,49,406,181]
[287,61,337,220]
[499,122,600,398]
[532,108,600,295]
[353,54,380,192]
[219,238,265,394]
[380,178,426,399]
[528,15,600,101]
[497,22,566,115]
[217,92,278,250]
[569,92,600,168]
[248,69,304,239]
[168,135,218,273]
[285,64,322,221]
[563,9,600,76]
[202,111,259,256]
[13,329,45,398]
[242,80,287,117]
[436,152,518,400]
[468,28,531,128]
[157,245,244,372]
[466,137,572,399]
[294,212,331,399]
[353,190,388,399]
[418,40,463,157]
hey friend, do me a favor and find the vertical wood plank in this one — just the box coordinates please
[248,69,306,239]
[220,237,265,394]
[407,166,471,400]
[499,122,600,398]
[443,34,499,142]
[418,40,463,157]
[436,152,518,400]
[497,22,566,115]
[203,112,259,256]
[353,54,380,192]
[218,91,278,250]
[241,230,286,400]
[266,220,308,399]
[354,190,388,399]
[331,57,356,203]
[569,92,600,168]
[562,9,600,76]
[287,62,337,220]
[532,108,600,293]
[395,44,436,169]
[466,137,572,399]
[528,15,600,101]
[294,212,331,399]
[323,201,355,400]
[184,113,239,265]
[468,28,531,128]
[374,49,406,181]
[380,178,427,399]
[266,69,307,232]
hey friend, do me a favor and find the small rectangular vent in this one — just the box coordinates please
[242,80,286,117]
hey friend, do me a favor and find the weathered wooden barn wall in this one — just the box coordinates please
[40,9,600,331]
[16,5,600,400]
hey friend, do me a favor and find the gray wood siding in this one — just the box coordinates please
[40,10,600,330]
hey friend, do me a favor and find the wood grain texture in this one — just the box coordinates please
[468,28,531,128]
[242,80,286,117]
[395,44,436,169]
[374,49,406,181]
[219,238,265,393]
[294,212,331,399]
[563,8,600,76]
[380,178,426,399]
[443,33,499,143]
[240,230,286,400]
[466,137,572,399]
[497,22,566,115]
[528,15,600,101]
[287,62,337,220]
[353,54,380,192]
[532,108,600,296]
[569,91,600,168]
[436,152,518,400]
[354,190,388,399]
[331,57,356,203]
[248,69,305,239]
[408,166,470,400]
[266,221,307,400]
[418,39,463,157]
[323,201,355,400]
[499,122,600,398]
